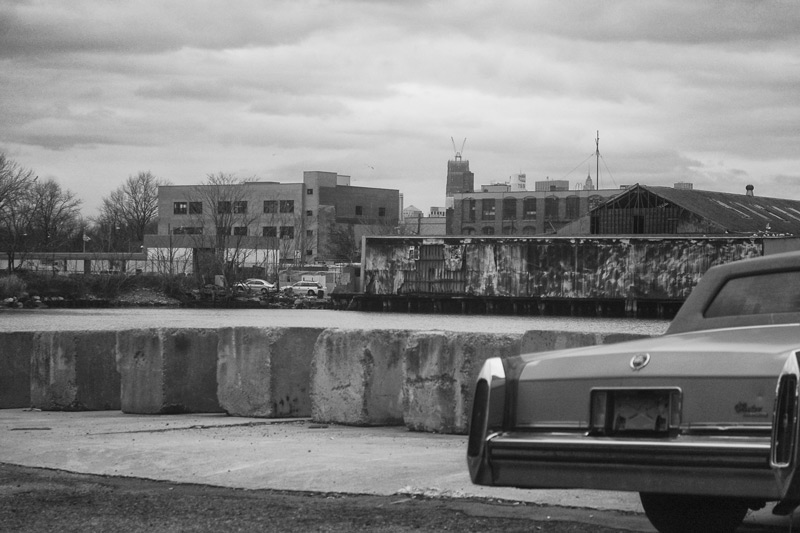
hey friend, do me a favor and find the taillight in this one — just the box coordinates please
[467,357,506,485]
[772,373,799,467]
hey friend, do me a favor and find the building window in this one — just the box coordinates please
[355,206,363,216]
[378,207,386,217]
[233,226,248,236]
[481,199,496,221]
[462,227,476,235]
[502,225,516,235]
[264,200,278,214]
[173,202,188,215]
[189,201,203,215]
[502,198,516,220]
[306,249,313,256]
[523,197,536,219]
[545,197,559,219]
[306,210,313,217]
[262,226,277,237]
[280,226,294,239]
[566,196,580,219]
[233,201,248,214]
[481,226,495,235]
[306,230,313,237]
[217,201,232,214]
[522,225,536,235]
[280,200,294,213]
[307,188,314,195]
[217,226,230,235]
[463,198,476,223]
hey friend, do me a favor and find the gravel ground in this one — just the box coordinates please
[0,464,652,532]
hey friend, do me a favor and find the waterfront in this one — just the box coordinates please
[0,308,670,336]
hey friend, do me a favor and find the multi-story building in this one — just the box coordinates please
[449,175,619,236]
[145,171,399,277]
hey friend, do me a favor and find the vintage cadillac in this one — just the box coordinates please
[467,251,800,532]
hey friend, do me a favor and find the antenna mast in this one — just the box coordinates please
[595,131,600,190]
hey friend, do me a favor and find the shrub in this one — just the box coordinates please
[0,274,27,299]
[20,273,85,299]
[83,273,136,299]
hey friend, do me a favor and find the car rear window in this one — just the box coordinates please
[704,271,800,318]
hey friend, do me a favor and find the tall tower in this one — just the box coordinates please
[446,138,474,197]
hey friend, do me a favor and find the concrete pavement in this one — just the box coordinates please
[1,408,797,531]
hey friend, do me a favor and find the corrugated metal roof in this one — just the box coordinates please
[603,184,800,235]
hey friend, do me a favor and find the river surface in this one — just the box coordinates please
[0,308,669,336]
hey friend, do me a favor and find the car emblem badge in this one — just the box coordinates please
[630,353,651,371]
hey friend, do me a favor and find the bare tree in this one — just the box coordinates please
[29,179,82,252]
[99,171,166,251]
[185,173,261,283]
[0,154,37,271]
[327,223,360,263]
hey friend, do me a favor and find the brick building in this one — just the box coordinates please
[449,178,619,236]
[144,171,399,277]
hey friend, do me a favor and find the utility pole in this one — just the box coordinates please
[595,130,600,190]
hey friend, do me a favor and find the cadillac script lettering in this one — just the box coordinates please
[734,402,767,418]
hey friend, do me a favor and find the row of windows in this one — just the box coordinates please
[174,200,388,218]
[173,200,296,215]
[172,226,314,239]
[461,196,595,222]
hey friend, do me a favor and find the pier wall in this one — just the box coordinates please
[0,327,651,434]
[359,236,770,317]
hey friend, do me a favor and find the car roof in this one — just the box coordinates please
[668,250,800,334]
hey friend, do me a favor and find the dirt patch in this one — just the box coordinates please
[0,463,653,532]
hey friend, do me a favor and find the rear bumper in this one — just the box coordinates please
[481,432,783,499]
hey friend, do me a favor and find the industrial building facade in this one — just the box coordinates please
[558,184,800,236]
[145,171,399,277]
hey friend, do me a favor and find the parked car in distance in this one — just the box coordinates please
[467,251,800,533]
[284,280,324,297]
[234,278,275,294]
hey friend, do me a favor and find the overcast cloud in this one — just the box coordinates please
[1,0,799,215]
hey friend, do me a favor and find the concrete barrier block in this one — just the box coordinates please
[217,327,322,418]
[117,329,222,414]
[30,331,119,411]
[0,332,34,408]
[403,331,521,434]
[116,329,164,414]
[311,329,407,426]
[520,330,599,354]
[269,327,322,417]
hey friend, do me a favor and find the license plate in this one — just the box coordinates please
[591,389,680,435]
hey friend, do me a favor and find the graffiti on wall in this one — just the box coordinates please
[363,237,763,301]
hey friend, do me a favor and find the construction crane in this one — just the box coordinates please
[451,137,466,161]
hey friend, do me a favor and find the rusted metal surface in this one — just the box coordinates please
[363,236,764,302]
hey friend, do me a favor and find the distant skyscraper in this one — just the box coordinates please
[584,172,595,191]
[446,156,474,197]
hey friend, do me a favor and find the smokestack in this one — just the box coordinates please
[746,184,754,197]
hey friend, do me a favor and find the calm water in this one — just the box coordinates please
[0,308,669,336]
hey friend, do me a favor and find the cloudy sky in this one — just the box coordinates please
[2,0,799,217]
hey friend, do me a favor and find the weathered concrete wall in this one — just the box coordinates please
[116,329,222,414]
[1,326,655,434]
[0,332,34,408]
[30,331,120,411]
[311,329,408,426]
[217,327,322,418]
[403,331,522,434]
